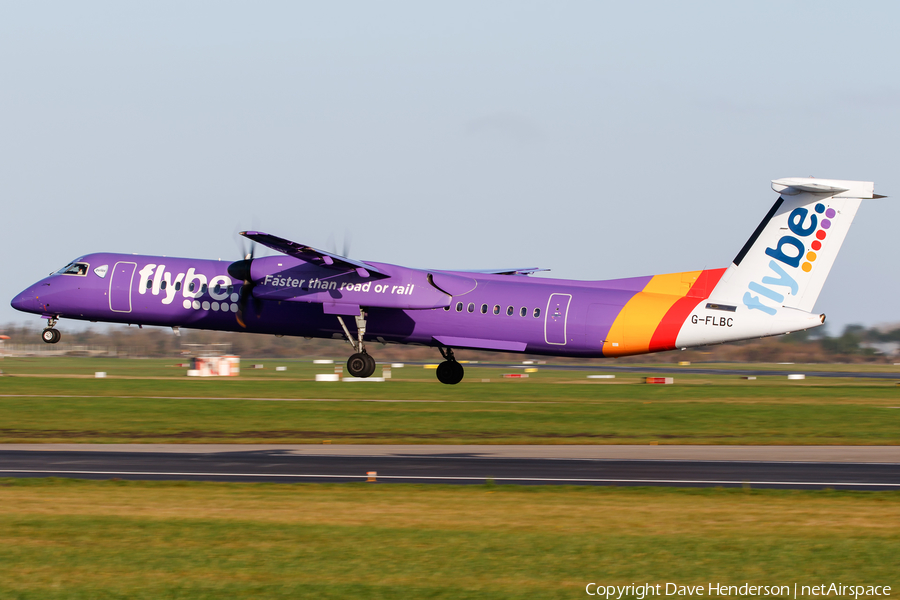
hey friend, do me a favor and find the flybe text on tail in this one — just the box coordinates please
[744,202,835,316]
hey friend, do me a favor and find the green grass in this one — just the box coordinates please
[3,355,900,378]
[0,479,897,599]
[0,357,898,444]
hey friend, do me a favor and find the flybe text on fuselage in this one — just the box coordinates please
[136,263,238,309]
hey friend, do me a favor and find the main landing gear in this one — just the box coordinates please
[41,317,61,344]
[436,346,464,385]
[337,311,377,378]
[334,310,464,384]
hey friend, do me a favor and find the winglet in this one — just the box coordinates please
[240,231,386,278]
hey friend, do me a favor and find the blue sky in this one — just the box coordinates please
[2,2,898,334]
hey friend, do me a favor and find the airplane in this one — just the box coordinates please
[10,177,884,384]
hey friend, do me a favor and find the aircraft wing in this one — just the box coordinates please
[456,267,549,276]
[240,231,387,278]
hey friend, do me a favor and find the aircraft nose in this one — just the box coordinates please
[10,287,38,313]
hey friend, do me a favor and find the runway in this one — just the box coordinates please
[1,445,899,490]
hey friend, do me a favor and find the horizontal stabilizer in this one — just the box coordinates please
[240,231,386,278]
[771,177,875,198]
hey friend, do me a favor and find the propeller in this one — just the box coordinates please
[325,230,352,258]
[227,235,261,328]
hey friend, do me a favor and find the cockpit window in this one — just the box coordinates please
[55,262,89,276]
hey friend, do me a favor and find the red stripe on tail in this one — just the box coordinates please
[648,268,726,352]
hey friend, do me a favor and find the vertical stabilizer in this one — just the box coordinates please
[707,178,876,315]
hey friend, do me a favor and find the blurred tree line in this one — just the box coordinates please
[1,321,899,364]
[674,323,900,364]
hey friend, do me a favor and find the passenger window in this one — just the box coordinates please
[443,305,450,311]
[456,302,463,312]
[520,307,527,317]
[214,284,221,295]
[533,308,541,318]
[480,304,488,314]
[201,284,208,294]
[467,303,475,313]
[493,305,500,315]
[507,306,514,316]
[161,281,167,290]
[189,282,195,292]
[146,280,152,289]
[175,282,182,291]
[227,285,233,294]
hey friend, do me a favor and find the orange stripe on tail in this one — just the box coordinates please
[648,268,726,352]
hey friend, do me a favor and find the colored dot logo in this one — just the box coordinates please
[803,204,835,272]
[182,298,239,312]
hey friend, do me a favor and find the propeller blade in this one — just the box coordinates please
[234,279,258,329]
[326,230,352,258]
[228,241,260,329]
[342,230,352,258]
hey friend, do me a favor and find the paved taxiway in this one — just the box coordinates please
[1,445,898,490]
[393,361,900,379]
[502,364,900,379]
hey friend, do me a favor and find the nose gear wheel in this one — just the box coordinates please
[41,328,61,344]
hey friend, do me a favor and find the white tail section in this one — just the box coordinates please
[708,178,876,315]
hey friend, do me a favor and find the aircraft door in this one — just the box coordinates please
[109,261,137,313]
[544,293,572,345]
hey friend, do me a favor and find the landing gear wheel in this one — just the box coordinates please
[436,360,464,385]
[347,352,377,378]
[362,353,377,378]
[347,353,367,377]
[41,328,61,344]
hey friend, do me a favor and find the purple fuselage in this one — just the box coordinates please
[12,252,667,358]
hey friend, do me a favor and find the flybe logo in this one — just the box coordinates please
[743,203,835,315]
[137,264,239,313]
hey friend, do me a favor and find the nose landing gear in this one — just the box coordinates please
[41,316,61,344]
[41,328,61,344]
[436,346,464,385]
